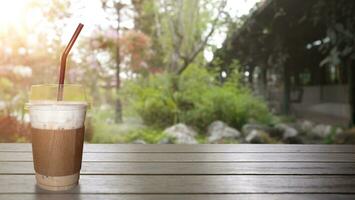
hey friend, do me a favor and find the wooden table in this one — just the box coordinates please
[0,144,355,199]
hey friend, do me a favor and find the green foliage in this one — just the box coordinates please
[178,75,272,129]
[249,131,278,144]
[179,64,273,130]
[89,107,145,143]
[88,106,166,143]
[120,73,177,128]
[0,77,14,107]
[272,115,297,124]
[310,1,355,67]
[122,64,273,131]
[323,126,340,144]
[89,126,119,143]
[195,134,208,144]
[121,128,166,144]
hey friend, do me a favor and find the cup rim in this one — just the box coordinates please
[27,84,89,110]
[30,84,84,87]
[26,100,88,110]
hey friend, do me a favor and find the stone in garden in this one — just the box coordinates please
[333,128,355,144]
[242,123,270,136]
[242,123,281,139]
[207,121,241,143]
[296,120,314,133]
[275,123,302,143]
[275,123,299,139]
[335,127,343,135]
[245,129,274,144]
[132,139,146,144]
[311,124,332,138]
[163,123,198,144]
[158,137,173,144]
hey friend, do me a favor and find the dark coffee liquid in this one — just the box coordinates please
[31,127,84,176]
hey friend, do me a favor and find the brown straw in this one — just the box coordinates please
[57,23,84,101]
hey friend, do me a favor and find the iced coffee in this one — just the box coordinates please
[28,84,87,191]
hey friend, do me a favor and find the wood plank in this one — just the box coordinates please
[0,175,355,193]
[1,144,355,153]
[1,162,355,175]
[1,194,355,200]
[1,152,355,162]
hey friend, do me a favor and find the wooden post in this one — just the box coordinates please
[283,64,290,114]
[261,67,268,98]
[248,66,254,84]
[348,59,355,126]
[262,67,267,89]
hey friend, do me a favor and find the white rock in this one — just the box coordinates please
[311,124,332,138]
[245,129,269,143]
[335,127,343,135]
[164,123,197,144]
[132,139,146,144]
[242,123,269,136]
[207,121,241,143]
[297,120,314,132]
[275,123,299,140]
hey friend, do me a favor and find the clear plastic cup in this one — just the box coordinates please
[27,84,87,191]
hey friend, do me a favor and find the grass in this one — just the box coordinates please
[88,106,170,143]
[121,128,167,144]
[88,107,146,143]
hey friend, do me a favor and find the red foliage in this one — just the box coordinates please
[0,116,31,142]
[119,30,152,73]
[91,28,156,75]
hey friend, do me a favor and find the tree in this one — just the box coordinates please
[119,30,152,75]
[114,2,124,123]
[0,0,72,115]
[134,0,227,75]
[90,1,154,122]
[101,0,131,123]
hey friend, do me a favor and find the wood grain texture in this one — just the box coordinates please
[0,175,355,194]
[1,144,355,198]
[1,144,355,153]
[1,162,355,175]
[0,194,355,200]
[1,152,355,162]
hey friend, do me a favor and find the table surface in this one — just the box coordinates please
[0,143,355,200]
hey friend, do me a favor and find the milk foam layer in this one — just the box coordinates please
[28,101,87,130]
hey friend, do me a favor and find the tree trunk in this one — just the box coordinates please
[248,66,254,84]
[115,4,123,123]
[348,58,355,126]
[283,64,290,114]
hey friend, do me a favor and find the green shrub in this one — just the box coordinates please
[178,87,271,130]
[178,65,273,130]
[121,64,273,131]
[121,128,166,143]
[119,73,178,128]
[138,93,177,128]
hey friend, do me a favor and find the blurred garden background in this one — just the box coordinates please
[1,0,355,144]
